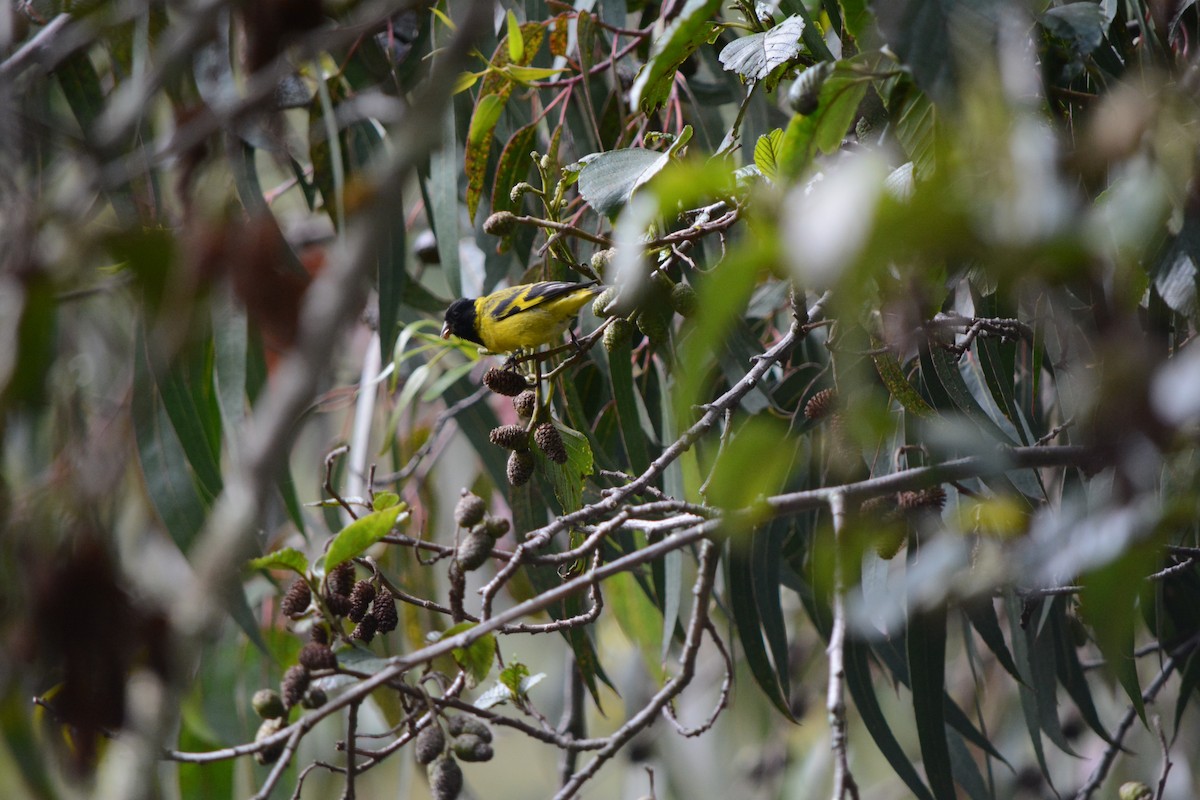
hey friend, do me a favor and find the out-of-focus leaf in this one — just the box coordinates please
[629,0,721,112]
[156,340,224,503]
[838,0,873,42]
[844,640,935,800]
[727,541,796,720]
[947,727,989,800]
[752,521,793,709]
[427,109,463,296]
[705,418,793,513]
[247,548,309,576]
[465,93,507,222]
[377,190,407,363]
[324,504,407,571]
[718,15,806,83]
[907,602,956,800]
[178,715,233,799]
[890,83,937,180]
[1082,553,1152,725]
[1024,599,1077,755]
[1153,213,1200,320]
[1041,2,1107,57]
[1175,650,1200,737]
[778,63,869,178]
[872,0,971,102]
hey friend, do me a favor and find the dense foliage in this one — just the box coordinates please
[3,0,1200,798]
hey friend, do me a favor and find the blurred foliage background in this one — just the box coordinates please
[3,0,1200,797]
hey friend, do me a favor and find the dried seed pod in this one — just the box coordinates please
[483,211,516,236]
[280,579,312,617]
[372,591,398,633]
[507,449,535,486]
[484,517,510,539]
[591,285,619,317]
[350,614,378,644]
[603,318,634,352]
[533,422,567,464]
[415,724,446,765]
[804,388,836,421]
[428,756,464,800]
[347,580,376,623]
[255,718,286,764]
[252,689,287,720]
[456,529,494,571]
[489,424,530,450]
[512,389,536,419]
[298,641,337,672]
[669,282,698,317]
[483,367,527,397]
[301,686,327,709]
[281,665,310,708]
[310,625,329,645]
[454,491,487,527]
[451,733,494,762]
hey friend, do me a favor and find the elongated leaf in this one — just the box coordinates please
[607,332,651,475]
[1049,603,1113,745]
[324,504,407,571]
[491,122,538,215]
[728,541,795,720]
[606,569,665,679]
[963,598,1023,684]
[947,727,990,800]
[629,0,723,113]
[536,422,593,513]
[1004,590,1056,788]
[1025,600,1077,755]
[752,521,793,706]
[907,604,956,800]
[872,348,936,418]
[465,92,506,222]
[844,640,935,800]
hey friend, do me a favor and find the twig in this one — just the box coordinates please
[324,445,358,520]
[1153,715,1172,800]
[342,701,358,800]
[250,725,304,800]
[555,538,721,798]
[374,385,490,484]
[827,493,859,800]
[663,620,733,737]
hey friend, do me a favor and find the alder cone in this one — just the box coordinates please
[483,367,527,397]
[534,422,567,464]
[507,450,534,486]
[489,424,529,450]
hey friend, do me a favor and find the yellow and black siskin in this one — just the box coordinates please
[441,281,601,353]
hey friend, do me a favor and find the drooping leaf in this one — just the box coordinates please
[576,127,693,217]
[778,63,869,178]
[907,604,956,800]
[606,568,665,680]
[465,93,507,222]
[727,541,796,720]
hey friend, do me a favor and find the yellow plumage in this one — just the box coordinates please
[441,281,601,354]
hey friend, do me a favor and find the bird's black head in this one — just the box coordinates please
[442,298,482,345]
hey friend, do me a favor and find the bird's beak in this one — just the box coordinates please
[440,322,451,339]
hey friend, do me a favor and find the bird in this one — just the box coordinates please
[441,281,601,354]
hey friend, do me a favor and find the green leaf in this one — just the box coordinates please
[537,422,594,512]
[607,333,651,475]
[247,547,309,576]
[606,568,665,680]
[1004,589,1056,789]
[465,92,507,222]
[506,10,524,62]
[873,0,964,102]
[890,84,937,180]
[907,603,956,800]
[845,640,935,800]
[577,127,692,217]
[838,0,873,42]
[718,15,806,83]
[778,64,869,178]
[727,541,795,720]
[377,189,407,364]
[872,348,936,419]
[1050,601,1114,746]
[444,622,498,686]
[704,418,793,513]
[372,492,401,511]
[963,598,1023,684]
[753,128,785,181]
[629,0,722,113]
[491,122,538,215]
[324,504,407,572]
